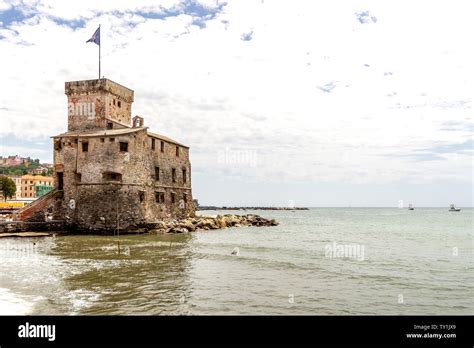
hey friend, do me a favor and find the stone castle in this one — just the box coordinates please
[51,78,195,232]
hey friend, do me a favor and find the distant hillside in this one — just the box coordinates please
[0,156,52,176]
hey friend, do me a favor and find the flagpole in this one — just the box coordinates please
[99,24,101,79]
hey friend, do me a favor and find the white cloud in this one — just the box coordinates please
[0,1,11,12]
[0,0,472,193]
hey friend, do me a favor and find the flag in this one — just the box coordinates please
[86,27,100,45]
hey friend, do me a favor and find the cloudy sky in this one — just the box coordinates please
[0,0,472,207]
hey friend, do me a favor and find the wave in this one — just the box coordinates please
[0,287,37,315]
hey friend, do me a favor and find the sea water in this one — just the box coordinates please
[0,208,472,315]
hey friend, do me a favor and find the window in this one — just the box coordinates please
[57,172,63,190]
[176,146,179,157]
[118,101,121,108]
[113,99,116,106]
[155,167,160,181]
[74,139,78,144]
[183,193,187,202]
[82,142,89,152]
[182,169,187,183]
[102,172,122,182]
[110,138,115,142]
[155,192,165,203]
[55,140,62,151]
[139,191,145,202]
[119,142,128,152]
[151,138,155,150]
[160,141,164,152]
[100,138,105,142]
[171,192,176,204]
[107,122,113,130]
[75,173,82,182]
[172,168,176,183]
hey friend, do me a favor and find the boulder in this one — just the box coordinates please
[180,221,196,232]
[157,214,278,234]
[216,216,227,228]
[169,227,188,234]
[149,228,167,234]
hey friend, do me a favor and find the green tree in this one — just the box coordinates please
[0,176,16,201]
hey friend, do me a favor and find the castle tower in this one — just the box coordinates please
[65,79,134,131]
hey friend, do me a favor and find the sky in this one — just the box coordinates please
[0,0,472,207]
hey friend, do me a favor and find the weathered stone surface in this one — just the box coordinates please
[52,78,195,233]
[179,221,196,232]
[65,79,134,131]
[0,221,65,233]
[169,227,188,234]
[159,214,278,234]
[149,228,167,234]
[1,214,277,235]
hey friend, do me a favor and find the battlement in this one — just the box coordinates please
[65,79,134,103]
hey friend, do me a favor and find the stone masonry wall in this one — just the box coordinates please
[53,129,194,232]
[145,135,193,220]
[67,93,106,131]
[66,79,134,131]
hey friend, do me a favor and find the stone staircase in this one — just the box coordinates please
[14,189,57,222]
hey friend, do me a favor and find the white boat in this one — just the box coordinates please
[449,204,461,212]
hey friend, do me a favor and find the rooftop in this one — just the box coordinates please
[147,131,187,148]
[52,127,188,147]
[21,175,53,181]
[65,78,134,102]
[53,127,146,138]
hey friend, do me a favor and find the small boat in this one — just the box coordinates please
[449,204,461,212]
[408,204,414,210]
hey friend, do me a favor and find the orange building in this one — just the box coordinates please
[20,175,54,198]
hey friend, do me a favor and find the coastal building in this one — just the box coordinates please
[51,78,194,231]
[35,184,54,197]
[12,176,22,199]
[20,175,54,198]
[0,155,27,167]
[29,167,45,175]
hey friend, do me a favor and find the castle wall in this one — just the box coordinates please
[67,93,106,131]
[105,94,132,126]
[53,128,194,232]
[144,134,193,221]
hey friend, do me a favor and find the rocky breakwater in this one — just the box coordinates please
[147,214,279,234]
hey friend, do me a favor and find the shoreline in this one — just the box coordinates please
[197,206,309,211]
[0,214,278,237]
